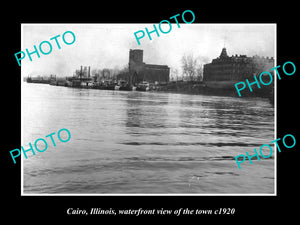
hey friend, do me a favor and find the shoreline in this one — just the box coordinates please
[24,80,274,105]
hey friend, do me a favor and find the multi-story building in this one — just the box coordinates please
[203,48,274,82]
[128,49,170,85]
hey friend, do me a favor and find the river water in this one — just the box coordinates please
[22,83,275,194]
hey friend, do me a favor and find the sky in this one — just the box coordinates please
[21,23,276,78]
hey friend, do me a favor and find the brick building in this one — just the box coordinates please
[128,49,170,85]
[203,48,274,82]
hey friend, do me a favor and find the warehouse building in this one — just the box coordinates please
[128,49,170,85]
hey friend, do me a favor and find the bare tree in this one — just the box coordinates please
[171,68,179,81]
[195,64,203,81]
[181,54,205,82]
[118,64,129,74]
[181,54,197,81]
[116,64,130,81]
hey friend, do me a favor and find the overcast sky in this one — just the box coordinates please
[21,23,275,78]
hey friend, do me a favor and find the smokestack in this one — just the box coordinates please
[80,66,83,78]
[88,66,90,78]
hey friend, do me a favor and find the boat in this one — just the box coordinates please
[68,77,93,88]
[26,76,50,84]
[94,80,116,90]
[117,80,136,91]
[136,81,150,91]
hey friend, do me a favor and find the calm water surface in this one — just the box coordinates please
[22,83,275,194]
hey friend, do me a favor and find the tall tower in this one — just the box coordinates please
[129,49,143,64]
[128,49,144,86]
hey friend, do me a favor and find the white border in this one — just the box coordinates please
[21,23,24,196]
[21,23,277,196]
[274,23,277,196]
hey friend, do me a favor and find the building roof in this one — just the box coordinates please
[145,64,169,69]
[220,47,229,58]
[207,47,274,65]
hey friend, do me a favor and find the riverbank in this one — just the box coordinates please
[25,78,274,105]
[155,80,274,103]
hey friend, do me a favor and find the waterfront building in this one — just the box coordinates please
[203,48,274,82]
[128,49,170,85]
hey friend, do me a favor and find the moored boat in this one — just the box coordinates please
[117,80,136,91]
[136,81,150,91]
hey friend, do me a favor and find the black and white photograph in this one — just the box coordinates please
[21,23,276,195]
[4,3,299,221]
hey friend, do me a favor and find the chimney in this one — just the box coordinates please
[80,66,83,78]
[88,66,90,78]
